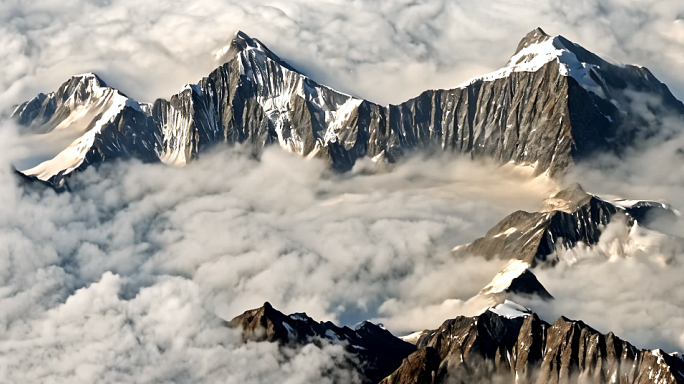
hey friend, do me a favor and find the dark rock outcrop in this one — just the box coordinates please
[465,260,554,314]
[379,347,441,384]
[505,270,554,299]
[227,302,416,384]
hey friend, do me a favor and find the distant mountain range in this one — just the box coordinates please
[12,27,684,188]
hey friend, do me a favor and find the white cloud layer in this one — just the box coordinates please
[3,0,684,108]
[0,119,557,381]
[2,0,684,382]
[518,93,684,354]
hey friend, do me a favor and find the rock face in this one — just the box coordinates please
[12,74,161,187]
[469,259,554,309]
[12,28,684,186]
[389,310,684,384]
[379,347,441,384]
[227,302,416,384]
[451,183,677,266]
[228,303,684,384]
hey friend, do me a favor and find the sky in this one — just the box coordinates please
[2,0,684,383]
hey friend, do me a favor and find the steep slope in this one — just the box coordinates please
[227,303,684,384]
[228,302,416,384]
[401,260,552,347]
[452,183,681,266]
[465,259,553,312]
[12,28,684,185]
[384,310,684,384]
[148,31,365,167]
[12,73,161,186]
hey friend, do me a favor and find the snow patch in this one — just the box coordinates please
[479,260,530,295]
[325,329,342,344]
[400,330,426,345]
[289,313,309,322]
[456,36,607,98]
[489,300,532,319]
[282,322,295,339]
[493,227,518,238]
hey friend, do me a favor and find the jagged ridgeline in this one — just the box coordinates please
[228,303,684,384]
[12,28,684,187]
[453,183,680,266]
[389,311,684,384]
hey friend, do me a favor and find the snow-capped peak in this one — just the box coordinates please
[18,74,142,182]
[457,28,609,98]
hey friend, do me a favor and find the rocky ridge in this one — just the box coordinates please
[227,303,684,384]
[452,183,680,266]
[12,28,684,187]
[227,302,416,383]
[392,310,684,384]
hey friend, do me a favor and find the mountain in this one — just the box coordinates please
[465,259,553,312]
[452,183,681,266]
[12,28,684,187]
[385,310,684,384]
[12,74,160,187]
[227,303,684,384]
[227,302,416,384]
[11,27,684,384]
[401,259,552,346]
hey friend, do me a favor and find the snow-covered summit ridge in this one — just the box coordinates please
[457,27,610,97]
[14,28,684,189]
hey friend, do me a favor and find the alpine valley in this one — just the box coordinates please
[9,27,684,384]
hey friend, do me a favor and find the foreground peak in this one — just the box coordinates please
[228,302,416,383]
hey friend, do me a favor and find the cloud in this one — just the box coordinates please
[518,219,684,354]
[2,0,684,381]
[0,117,558,381]
[2,0,684,108]
[514,90,684,354]
[0,271,363,384]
